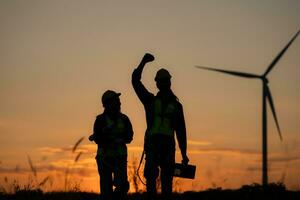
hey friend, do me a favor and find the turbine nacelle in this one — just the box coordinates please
[261,77,269,84]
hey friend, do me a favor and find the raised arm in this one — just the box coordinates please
[131,53,155,104]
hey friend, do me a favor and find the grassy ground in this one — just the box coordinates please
[1,183,300,200]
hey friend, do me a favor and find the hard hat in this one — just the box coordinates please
[102,90,121,105]
[155,68,172,81]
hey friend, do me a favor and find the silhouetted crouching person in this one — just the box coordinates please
[132,53,189,200]
[89,90,133,200]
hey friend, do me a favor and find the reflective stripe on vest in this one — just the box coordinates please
[148,98,177,137]
[97,116,127,156]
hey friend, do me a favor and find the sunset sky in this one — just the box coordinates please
[1,0,300,193]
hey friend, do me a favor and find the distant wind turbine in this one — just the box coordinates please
[195,30,300,186]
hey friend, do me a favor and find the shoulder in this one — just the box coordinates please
[96,113,105,119]
[176,100,182,107]
[93,114,106,129]
[173,100,183,111]
[119,113,131,122]
[95,114,106,123]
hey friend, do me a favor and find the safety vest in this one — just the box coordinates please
[97,116,127,157]
[148,97,177,137]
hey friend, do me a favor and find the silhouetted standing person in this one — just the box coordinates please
[132,53,189,200]
[89,90,133,200]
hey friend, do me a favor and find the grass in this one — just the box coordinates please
[1,137,299,199]
[0,183,300,200]
[0,137,86,194]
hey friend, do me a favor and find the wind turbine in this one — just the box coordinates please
[195,30,300,186]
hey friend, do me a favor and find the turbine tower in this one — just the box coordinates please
[195,30,299,186]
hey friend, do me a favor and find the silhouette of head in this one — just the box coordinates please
[102,90,121,113]
[155,68,171,92]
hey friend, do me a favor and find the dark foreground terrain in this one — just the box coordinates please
[1,183,299,200]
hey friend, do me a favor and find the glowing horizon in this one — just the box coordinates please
[1,138,300,192]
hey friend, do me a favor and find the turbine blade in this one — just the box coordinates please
[265,85,283,141]
[264,30,300,77]
[195,66,261,78]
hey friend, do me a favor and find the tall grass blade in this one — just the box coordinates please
[27,155,37,178]
[72,137,84,153]
[74,152,83,163]
[39,176,50,187]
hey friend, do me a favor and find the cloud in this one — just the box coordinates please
[246,166,282,172]
[186,147,260,156]
[187,140,212,146]
[38,147,70,155]
[0,164,65,174]
[0,158,97,178]
[269,155,300,163]
[38,144,96,155]
[36,138,212,156]
[0,166,30,174]
[253,154,300,164]
[38,144,143,155]
[37,143,265,161]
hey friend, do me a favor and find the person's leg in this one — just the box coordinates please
[144,156,159,199]
[113,155,129,200]
[144,150,159,200]
[160,138,175,200]
[161,163,174,199]
[96,155,113,200]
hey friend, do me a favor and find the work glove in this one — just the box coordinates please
[89,134,95,141]
[142,53,155,63]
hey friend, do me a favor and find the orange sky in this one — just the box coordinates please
[1,0,300,193]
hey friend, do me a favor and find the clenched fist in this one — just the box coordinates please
[142,53,155,63]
